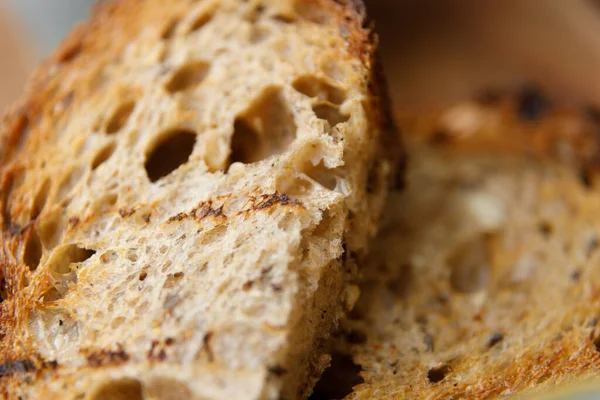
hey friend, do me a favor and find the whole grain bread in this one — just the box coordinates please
[318,90,600,399]
[0,1,399,399]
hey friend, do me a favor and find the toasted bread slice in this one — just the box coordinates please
[320,90,600,399]
[0,1,399,399]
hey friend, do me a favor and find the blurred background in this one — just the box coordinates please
[0,0,94,109]
[4,0,600,114]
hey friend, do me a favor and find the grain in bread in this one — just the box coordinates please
[0,1,399,399]
[317,90,600,399]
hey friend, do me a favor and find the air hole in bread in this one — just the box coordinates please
[88,378,143,400]
[293,76,346,105]
[448,237,490,294]
[229,87,297,166]
[91,142,117,170]
[23,228,43,271]
[294,1,331,24]
[310,353,364,400]
[187,9,214,34]
[303,161,347,194]
[92,193,118,213]
[106,101,136,134]
[47,244,96,275]
[57,167,84,202]
[161,18,180,39]
[165,61,210,93]
[31,178,51,219]
[145,129,197,182]
[313,103,350,128]
[100,250,118,264]
[38,211,66,250]
[164,272,185,289]
[427,364,450,383]
[277,176,313,199]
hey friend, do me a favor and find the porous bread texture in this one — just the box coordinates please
[330,92,600,400]
[0,1,398,399]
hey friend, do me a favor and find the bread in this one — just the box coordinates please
[316,89,600,399]
[0,1,399,399]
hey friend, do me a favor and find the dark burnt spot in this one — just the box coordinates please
[268,365,288,376]
[0,359,36,378]
[86,345,129,367]
[254,193,300,211]
[571,269,582,282]
[157,349,167,361]
[166,201,226,224]
[195,204,224,219]
[204,332,214,362]
[517,86,551,122]
[119,208,136,218]
[488,333,504,348]
[167,212,188,223]
[165,338,175,346]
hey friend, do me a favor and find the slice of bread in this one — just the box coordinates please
[0,1,399,399]
[319,90,600,399]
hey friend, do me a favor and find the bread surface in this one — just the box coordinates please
[322,90,600,400]
[0,1,398,399]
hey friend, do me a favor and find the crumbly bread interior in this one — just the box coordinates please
[0,1,397,399]
[321,91,600,400]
